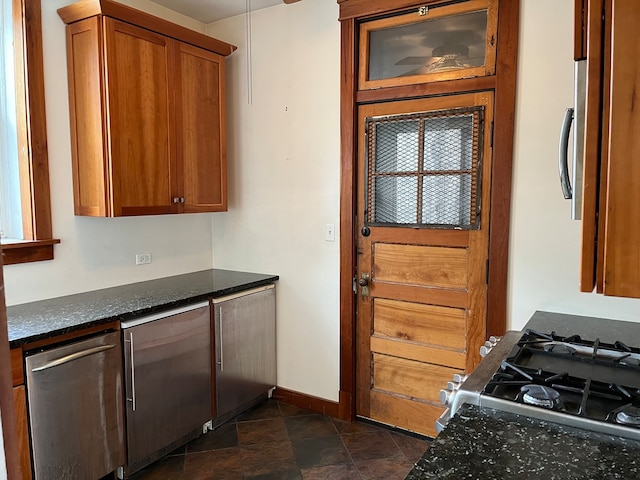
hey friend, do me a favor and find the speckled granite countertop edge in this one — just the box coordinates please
[8,269,278,348]
[405,404,640,480]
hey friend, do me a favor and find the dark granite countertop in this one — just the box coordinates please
[406,404,640,479]
[7,269,278,348]
[526,310,640,345]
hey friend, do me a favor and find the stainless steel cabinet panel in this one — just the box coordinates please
[122,302,211,475]
[25,331,125,480]
[213,285,276,419]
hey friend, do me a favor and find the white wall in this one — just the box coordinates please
[207,0,640,402]
[207,0,341,402]
[508,0,640,329]
[3,0,215,306]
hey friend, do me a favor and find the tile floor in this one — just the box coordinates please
[130,400,431,480]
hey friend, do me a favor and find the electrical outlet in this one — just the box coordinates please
[135,253,152,265]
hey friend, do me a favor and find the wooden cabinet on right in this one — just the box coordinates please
[578,0,640,297]
[58,0,235,217]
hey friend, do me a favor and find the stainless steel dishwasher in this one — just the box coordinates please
[25,330,125,480]
[120,301,211,478]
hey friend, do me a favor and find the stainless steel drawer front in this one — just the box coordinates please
[122,303,212,475]
[25,331,125,480]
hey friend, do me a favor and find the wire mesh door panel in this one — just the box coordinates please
[365,106,484,230]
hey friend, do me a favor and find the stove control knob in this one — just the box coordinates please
[440,388,453,406]
[480,335,502,357]
[453,373,468,383]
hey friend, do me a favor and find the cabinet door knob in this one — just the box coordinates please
[172,197,180,204]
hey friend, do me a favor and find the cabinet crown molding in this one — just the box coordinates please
[58,0,236,56]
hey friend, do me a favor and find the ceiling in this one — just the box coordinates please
[148,0,284,24]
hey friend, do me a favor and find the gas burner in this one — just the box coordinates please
[615,406,640,426]
[521,385,562,409]
[543,343,577,355]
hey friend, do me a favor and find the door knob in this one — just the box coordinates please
[359,273,370,297]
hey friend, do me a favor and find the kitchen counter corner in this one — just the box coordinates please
[406,404,640,479]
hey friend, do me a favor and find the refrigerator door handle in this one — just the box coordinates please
[125,331,136,411]
[559,107,574,200]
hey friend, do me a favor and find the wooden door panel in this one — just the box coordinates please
[104,18,176,216]
[373,299,466,349]
[371,283,468,308]
[373,354,462,403]
[176,43,227,213]
[371,337,467,369]
[369,391,445,436]
[374,244,468,289]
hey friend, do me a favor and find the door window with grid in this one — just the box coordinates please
[365,106,484,229]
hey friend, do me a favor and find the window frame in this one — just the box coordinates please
[1,0,59,266]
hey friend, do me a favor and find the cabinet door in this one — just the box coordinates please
[104,18,178,216]
[214,287,276,419]
[601,0,640,297]
[175,43,227,212]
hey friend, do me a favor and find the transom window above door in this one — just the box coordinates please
[358,0,497,90]
[365,105,484,229]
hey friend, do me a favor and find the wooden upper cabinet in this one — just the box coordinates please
[58,0,235,217]
[580,0,640,298]
[358,0,498,90]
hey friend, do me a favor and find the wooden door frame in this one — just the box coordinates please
[0,249,23,479]
[336,0,520,421]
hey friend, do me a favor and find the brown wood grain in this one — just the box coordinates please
[272,388,340,418]
[369,390,442,438]
[67,17,109,216]
[9,0,59,266]
[486,0,518,337]
[357,76,496,104]
[373,299,466,349]
[176,43,227,213]
[338,18,358,422]
[11,349,22,387]
[0,252,23,479]
[602,0,640,297]
[371,336,466,370]
[13,386,32,480]
[596,0,612,294]
[340,0,442,21]
[373,353,462,405]
[105,18,176,216]
[374,244,469,290]
[57,0,236,56]
[575,0,587,60]
[1,240,59,265]
[579,0,604,293]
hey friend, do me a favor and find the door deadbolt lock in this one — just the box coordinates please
[361,226,371,237]
[359,273,370,297]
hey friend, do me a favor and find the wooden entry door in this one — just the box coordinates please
[355,92,494,437]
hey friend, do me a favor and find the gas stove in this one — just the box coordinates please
[437,317,640,441]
